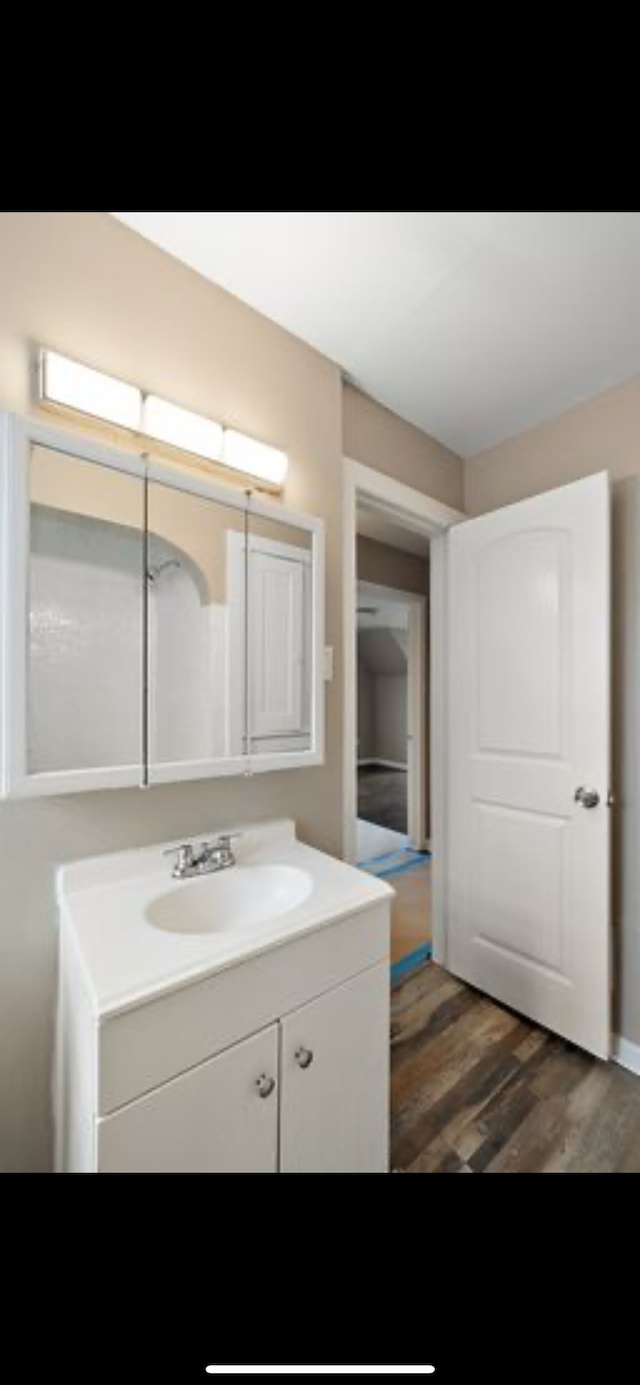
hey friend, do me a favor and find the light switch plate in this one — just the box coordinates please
[323,646,334,682]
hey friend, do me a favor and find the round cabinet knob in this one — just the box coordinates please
[255,1073,276,1099]
[574,786,600,809]
[295,1046,314,1070]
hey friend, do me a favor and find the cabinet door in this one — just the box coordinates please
[97,1025,278,1173]
[145,479,248,782]
[280,964,389,1174]
[26,443,144,791]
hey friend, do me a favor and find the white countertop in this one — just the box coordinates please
[57,819,393,1020]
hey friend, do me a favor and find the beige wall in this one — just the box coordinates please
[345,384,464,510]
[373,675,408,766]
[465,372,640,515]
[357,534,429,597]
[465,374,640,1049]
[0,211,464,1171]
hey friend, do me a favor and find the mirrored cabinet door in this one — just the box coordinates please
[244,512,314,759]
[1,413,324,796]
[27,445,144,781]
[145,480,248,781]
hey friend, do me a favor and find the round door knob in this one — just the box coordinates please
[255,1073,275,1099]
[295,1046,314,1070]
[574,786,600,809]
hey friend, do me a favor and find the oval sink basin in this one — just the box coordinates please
[145,863,314,936]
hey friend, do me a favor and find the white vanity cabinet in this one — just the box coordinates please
[56,830,392,1176]
[95,961,389,1175]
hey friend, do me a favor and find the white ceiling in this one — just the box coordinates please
[113,212,640,457]
[357,502,430,558]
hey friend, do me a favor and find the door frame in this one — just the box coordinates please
[342,457,464,962]
[356,577,428,850]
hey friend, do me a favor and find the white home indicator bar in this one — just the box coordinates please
[205,1369,436,1376]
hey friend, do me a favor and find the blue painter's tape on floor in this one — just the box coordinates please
[358,849,409,870]
[390,942,433,986]
[376,857,430,881]
[360,847,431,871]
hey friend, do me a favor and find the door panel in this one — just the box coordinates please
[97,1025,278,1172]
[279,964,389,1173]
[245,515,313,754]
[250,550,304,737]
[476,530,568,756]
[447,472,610,1057]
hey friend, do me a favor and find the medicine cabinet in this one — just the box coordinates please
[0,412,325,797]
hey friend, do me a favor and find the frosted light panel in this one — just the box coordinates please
[41,351,141,430]
[222,430,288,486]
[143,396,223,462]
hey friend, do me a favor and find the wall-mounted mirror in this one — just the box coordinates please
[0,413,325,797]
[146,479,247,783]
[27,446,144,778]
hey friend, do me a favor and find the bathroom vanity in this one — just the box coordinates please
[55,820,393,1173]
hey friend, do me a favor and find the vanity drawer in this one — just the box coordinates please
[98,901,390,1115]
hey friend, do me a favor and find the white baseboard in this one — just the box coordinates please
[613,1035,640,1076]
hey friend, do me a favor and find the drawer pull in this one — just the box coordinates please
[295,1046,314,1070]
[255,1073,276,1099]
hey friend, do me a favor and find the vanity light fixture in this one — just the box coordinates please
[222,429,288,488]
[142,394,223,463]
[39,348,288,490]
[40,349,142,431]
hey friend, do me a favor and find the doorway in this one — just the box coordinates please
[356,564,431,978]
[356,577,427,856]
[343,459,463,982]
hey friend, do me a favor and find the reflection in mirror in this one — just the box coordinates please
[28,446,143,774]
[244,512,313,756]
[146,482,247,771]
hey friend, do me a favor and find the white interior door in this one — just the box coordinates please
[446,472,610,1058]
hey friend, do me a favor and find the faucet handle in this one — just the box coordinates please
[216,832,242,851]
[163,843,195,865]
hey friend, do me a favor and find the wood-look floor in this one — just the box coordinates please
[389,863,432,963]
[391,962,640,1173]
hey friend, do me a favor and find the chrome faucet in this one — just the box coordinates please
[163,834,241,879]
